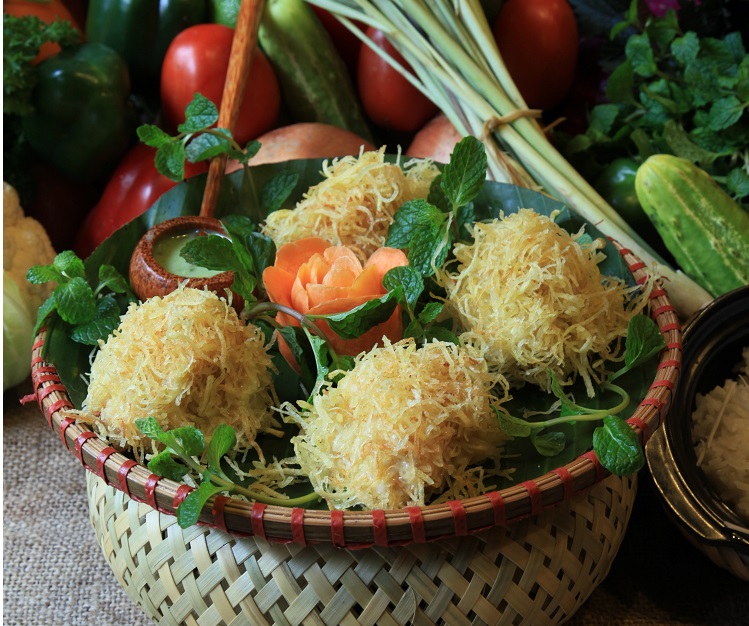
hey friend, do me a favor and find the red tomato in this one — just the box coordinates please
[74,144,207,258]
[357,27,438,133]
[491,0,579,112]
[160,24,281,145]
[4,0,82,63]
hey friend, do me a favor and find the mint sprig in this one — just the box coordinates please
[137,93,260,182]
[386,136,488,277]
[135,417,320,528]
[27,251,135,346]
[495,314,665,476]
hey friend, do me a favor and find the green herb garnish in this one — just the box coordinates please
[137,93,260,182]
[494,314,666,476]
[135,418,319,528]
[27,250,136,347]
[565,2,749,205]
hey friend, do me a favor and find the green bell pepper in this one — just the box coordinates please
[85,0,208,91]
[22,42,136,183]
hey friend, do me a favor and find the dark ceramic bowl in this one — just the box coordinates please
[646,284,749,581]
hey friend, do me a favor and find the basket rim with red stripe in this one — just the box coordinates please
[28,242,682,549]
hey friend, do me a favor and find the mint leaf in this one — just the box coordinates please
[403,319,424,341]
[244,140,262,161]
[33,297,57,334]
[626,32,657,77]
[185,129,233,162]
[162,426,205,458]
[671,32,700,65]
[53,278,96,325]
[441,136,487,208]
[98,265,133,296]
[206,424,237,476]
[385,199,444,249]
[408,221,451,277]
[531,431,566,457]
[178,481,226,528]
[604,60,636,105]
[261,170,299,213]
[610,314,666,380]
[135,417,164,439]
[707,96,744,131]
[54,250,86,279]
[221,215,255,239]
[147,451,188,482]
[137,124,172,149]
[455,202,475,240]
[155,141,186,181]
[247,232,276,292]
[27,264,63,285]
[496,411,532,437]
[181,235,239,271]
[593,415,644,476]
[382,265,423,309]
[69,295,120,345]
[417,302,442,325]
[424,324,458,344]
[726,167,749,199]
[314,289,401,340]
[278,325,316,392]
[179,93,219,133]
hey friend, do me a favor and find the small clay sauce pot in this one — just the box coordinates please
[129,215,235,302]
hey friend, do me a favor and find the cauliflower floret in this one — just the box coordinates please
[4,182,56,318]
[4,182,56,390]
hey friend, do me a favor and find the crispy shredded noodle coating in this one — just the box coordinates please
[67,286,279,461]
[282,338,510,511]
[436,209,653,396]
[261,148,439,261]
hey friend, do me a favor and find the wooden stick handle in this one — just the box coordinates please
[200,0,265,218]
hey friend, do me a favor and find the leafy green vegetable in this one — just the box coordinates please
[3,14,79,116]
[493,314,663,475]
[308,288,402,340]
[134,417,320,527]
[138,93,261,181]
[27,250,135,347]
[386,136,487,276]
[564,3,749,207]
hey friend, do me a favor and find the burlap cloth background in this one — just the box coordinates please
[4,381,748,626]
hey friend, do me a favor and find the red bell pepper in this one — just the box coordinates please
[75,143,207,258]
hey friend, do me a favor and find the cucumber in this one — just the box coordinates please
[258,0,374,144]
[635,154,749,298]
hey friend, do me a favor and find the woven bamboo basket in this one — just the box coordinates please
[86,469,637,626]
[30,244,681,548]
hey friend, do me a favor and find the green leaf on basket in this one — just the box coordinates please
[53,278,96,325]
[162,426,206,458]
[206,424,237,477]
[178,481,227,528]
[147,451,188,482]
[531,430,566,457]
[610,314,666,381]
[592,415,645,476]
[69,295,120,345]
